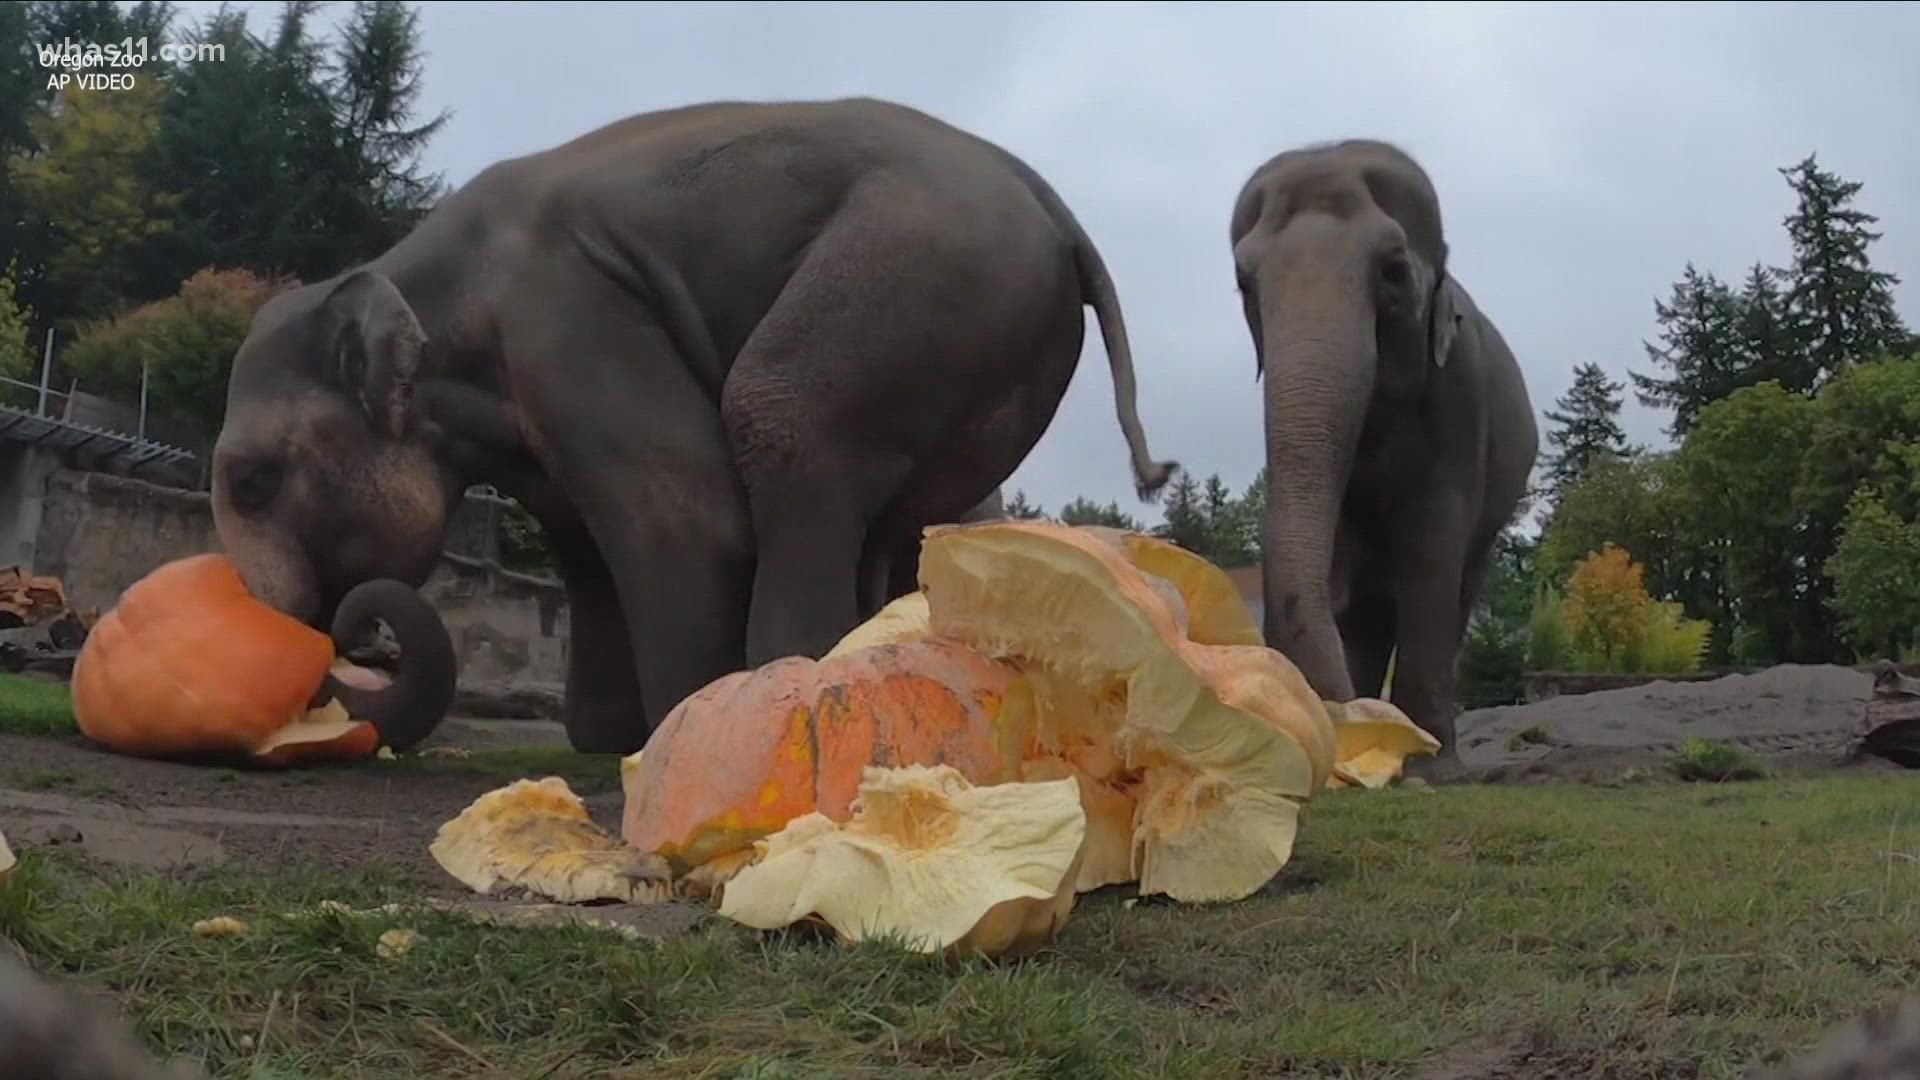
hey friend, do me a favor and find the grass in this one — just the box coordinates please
[10,774,1920,1078]
[0,674,621,794]
[0,672,76,735]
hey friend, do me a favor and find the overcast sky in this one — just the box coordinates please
[174,1,1920,529]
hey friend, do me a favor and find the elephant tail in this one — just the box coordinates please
[997,151,1179,502]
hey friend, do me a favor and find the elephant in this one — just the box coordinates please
[1227,139,1538,779]
[210,96,1179,755]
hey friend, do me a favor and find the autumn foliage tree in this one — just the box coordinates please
[1562,545,1652,669]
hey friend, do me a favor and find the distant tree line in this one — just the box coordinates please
[1462,154,1917,707]
[0,0,447,446]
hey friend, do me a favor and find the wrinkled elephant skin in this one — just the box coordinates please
[1228,139,1538,774]
[210,97,1179,755]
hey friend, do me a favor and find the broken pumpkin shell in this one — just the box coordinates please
[915,519,1337,904]
[716,764,1087,958]
[621,638,1027,875]
[1325,698,1441,789]
[433,777,672,904]
[69,554,387,767]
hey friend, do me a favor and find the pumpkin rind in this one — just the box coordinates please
[621,638,1026,873]
[71,554,340,761]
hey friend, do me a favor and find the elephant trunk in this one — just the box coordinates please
[310,579,457,751]
[1256,216,1378,704]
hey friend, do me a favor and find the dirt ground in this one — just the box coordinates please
[0,714,710,938]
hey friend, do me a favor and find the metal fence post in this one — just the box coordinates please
[36,327,53,416]
[138,359,149,440]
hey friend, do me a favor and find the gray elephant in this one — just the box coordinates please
[210,97,1178,754]
[1227,139,1537,778]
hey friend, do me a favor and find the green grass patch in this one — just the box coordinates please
[11,775,1920,1078]
[0,673,76,736]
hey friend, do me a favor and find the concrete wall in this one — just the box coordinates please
[16,461,570,701]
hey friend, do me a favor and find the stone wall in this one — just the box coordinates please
[19,465,569,706]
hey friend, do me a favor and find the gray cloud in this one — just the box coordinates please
[174,1,1920,525]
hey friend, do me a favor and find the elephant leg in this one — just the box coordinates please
[1389,496,1474,781]
[1338,593,1396,700]
[535,497,649,753]
[505,298,753,746]
[723,202,1082,668]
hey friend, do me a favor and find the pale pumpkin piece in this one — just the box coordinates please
[916,518,1337,904]
[433,777,672,904]
[1078,526,1265,647]
[824,590,931,659]
[254,698,382,768]
[717,764,1086,958]
[621,639,1029,875]
[1324,698,1441,789]
[0,828,14,886]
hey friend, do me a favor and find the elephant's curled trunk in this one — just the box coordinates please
[309,580,457,751]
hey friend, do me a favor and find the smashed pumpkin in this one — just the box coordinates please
[913,519,1336,903]
[618,518,1336,914]
[621,638,1026,875]
[70,554,377,766]
[717,764,1086,957]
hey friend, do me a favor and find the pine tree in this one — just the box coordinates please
[1058,496,1142,532]
[1774,154,1912,383]
[332,0,449,234]
[1003,490,1045,519]
[1542,362,1628,506]
[1152,473,1211,556]
[1732,263,1806,392]
[1630,264,1748,440]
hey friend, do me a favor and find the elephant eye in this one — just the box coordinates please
[1378,256,1413,289]
[227,458,285,515]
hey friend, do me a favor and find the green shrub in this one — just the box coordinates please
[1628,601,1714,674]
[1527,584,1572,671]
[58,267,292,437]
[1460,611,1527,709]
[1667,738,1768,783]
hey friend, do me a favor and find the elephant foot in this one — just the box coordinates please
[1404,748,1471,786]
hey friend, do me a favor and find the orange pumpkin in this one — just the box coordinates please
[70,553,377,766]
[620,638,1027,874]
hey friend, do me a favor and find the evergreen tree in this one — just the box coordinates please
[1199,472,1259,567]
[333,0,449,232]
[1542,362,1628,506]
[1629,264,1747,440]
[1003,490,1044,519]
[1058,496,1143,532]
[1152,473,1211,556]
[1731,262,1805,392]
[1774,154,1912,384]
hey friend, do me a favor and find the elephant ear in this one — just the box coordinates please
[1427,275,1464,370]
[323,270,426,439]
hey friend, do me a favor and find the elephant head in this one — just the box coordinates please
[212,269,467,631]
[1227,140,1462,702]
